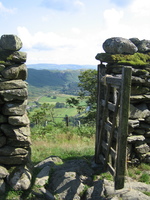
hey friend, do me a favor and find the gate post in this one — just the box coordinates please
[115,66,132,189]
[95,64,106,163]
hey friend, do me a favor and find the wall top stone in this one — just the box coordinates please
[102,37,150,55]
[0,35,22,51]
[103,37,138,54]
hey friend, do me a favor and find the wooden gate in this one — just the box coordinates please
[95,64,132,190]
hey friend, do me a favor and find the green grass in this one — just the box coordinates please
[31,125,95,164]
[127,163,150,184]
[39,94,72,104]
[139,173,150,184]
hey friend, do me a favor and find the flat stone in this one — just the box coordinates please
[50,170,85,200]
[2,100,27,116]
[130,103,150,119]
[138,39,150,52]
[145,116,150,123]
[1,124,31,147]
[130,95,150,102]
[0,136,6,147]
[0,166,9,178]
[0,88,28,101]
[133,128,145,135]
[7,51,27,63]
[141,152,150,163]
[34,156,63,169]
[128,119,139,128]
[140,122,150,130]
[125,177,150,192]
[0,114,7,123]
[8,113,30,126]
[86,180,104,199]
[127,135,145,143]
[1,64,27,80]
[131,86,149,95]
[131,76,146,84]
[0,64,5,71]
[0,34,22,51]
[129,37,141,46]
[0,155,29,165]
[35,166,51,186]
[0,146,28,156]
[8,165,32,190]
[0,146,29,165]
[0,79,27,90]
[145,131,150,137]
[0,179,6,194]
[135,142,150,154]
[32,187,55,200]
[120,189,150,200]
[103,37,138,54]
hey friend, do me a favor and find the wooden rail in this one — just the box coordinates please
[95,64,132,190]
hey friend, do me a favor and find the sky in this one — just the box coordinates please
[0,0,150,65]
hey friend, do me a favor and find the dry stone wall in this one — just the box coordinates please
[96,37,150,164]
[0,35,32,193]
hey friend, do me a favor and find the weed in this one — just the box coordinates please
[139,173,150,184]
[100,172,113,181]
[143,191,150,196]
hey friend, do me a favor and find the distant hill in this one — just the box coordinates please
[27,68,81,88]
[26,65,97,95]
[27,63,96,70]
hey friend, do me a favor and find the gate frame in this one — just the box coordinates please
[95,64,132,189]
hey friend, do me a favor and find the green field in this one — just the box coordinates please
[39,94,74,104]
[28,93,87,124]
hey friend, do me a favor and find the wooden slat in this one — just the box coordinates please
[95,64,106,163]
[110,147,116,159]
[106,76,122,86]
[102,141,116,160]
[107,163,115,176]
[99,154,105,164]
[104,121,112,132]
[102,140,108,150]
[104,91,121,167]
[95,83,111,162]
[102,100,116,112]
[115,66,132,190]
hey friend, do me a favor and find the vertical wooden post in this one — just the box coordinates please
[95,64,106,163]
[65,115,69,127]
[115,66,132,189]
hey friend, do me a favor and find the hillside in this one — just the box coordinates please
[27,63,96,70]
[27,68,81,88]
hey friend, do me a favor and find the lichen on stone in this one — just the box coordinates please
[96,52,150,66]
[111,52,150,66]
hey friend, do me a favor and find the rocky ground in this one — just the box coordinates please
[29,156,150,200]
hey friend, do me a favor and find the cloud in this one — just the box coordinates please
[130,0,150,17]
[71,27,81,35]
[110,0,130,7]
[17,26,98,65]
[17,26,82,50]
[16,0,150,65]
[41,0,84,12]
[103,8,124,28]
[0,2,15,14]
[100,0,150,41]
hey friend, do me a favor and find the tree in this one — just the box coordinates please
[66,69,98,123]
[78,69,97,107]
[29,103,55,125]
[55,102,65,108]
